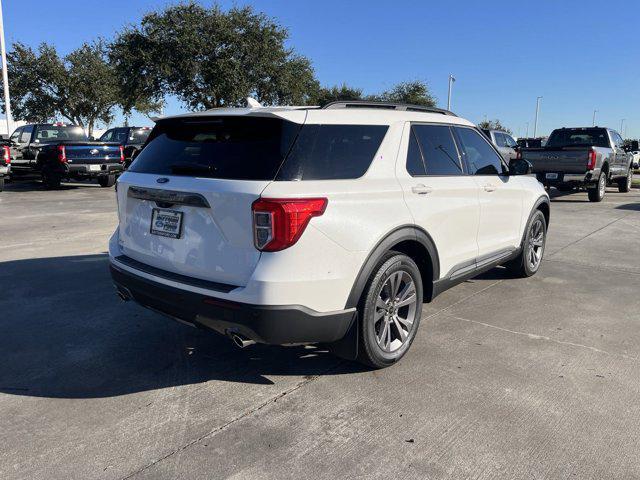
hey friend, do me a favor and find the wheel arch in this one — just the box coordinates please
[344,225,440,309]
[534,195,550,227]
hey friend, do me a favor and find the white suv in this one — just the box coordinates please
[109,101,550,368]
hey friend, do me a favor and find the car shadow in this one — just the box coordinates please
[0,254,365,399]
[615,203,640,211]
[3,178,101,192]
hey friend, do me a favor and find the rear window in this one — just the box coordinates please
[546,128,610,148]
[129,117,300,180]
[130,117,388,181]
[35,126,87,142]
[277,124,388,180]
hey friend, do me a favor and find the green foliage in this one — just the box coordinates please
[4,41,159,135]
[312,84,364,106]
[370,80,437,107]
[110,2,318,110]
[477,119,513,135]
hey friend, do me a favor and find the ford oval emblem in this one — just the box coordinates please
[157,178,170,184]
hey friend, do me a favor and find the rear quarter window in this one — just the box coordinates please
[277,124,388,180]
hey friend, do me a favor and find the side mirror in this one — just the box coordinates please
[509,158,532,176]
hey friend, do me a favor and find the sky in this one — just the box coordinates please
[2,0,639,138]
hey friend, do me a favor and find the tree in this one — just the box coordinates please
[311,84,364,106]
[478,119,513,135]
[110,2,318,110]
[4,41,158,136]
[371,80,437,107]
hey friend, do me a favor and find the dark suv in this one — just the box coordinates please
[99,127,152,168]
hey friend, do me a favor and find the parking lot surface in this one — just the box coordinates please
[1,180,639,479]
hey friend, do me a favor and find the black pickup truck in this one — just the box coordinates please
[521,127,634,202]
[8,123,125,188]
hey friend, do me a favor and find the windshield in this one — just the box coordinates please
[35,125,87,142]
[546,128,610,148]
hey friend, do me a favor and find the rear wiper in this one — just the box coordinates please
[169,163,216,175]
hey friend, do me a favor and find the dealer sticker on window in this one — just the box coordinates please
[150,208,183,239]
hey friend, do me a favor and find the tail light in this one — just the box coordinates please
[119,145,125,163]
[2,145,10,164]
[587,148,597,170]
[57,145,67,163]
[252,198,328,252]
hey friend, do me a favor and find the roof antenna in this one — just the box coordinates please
[246,97,263,108]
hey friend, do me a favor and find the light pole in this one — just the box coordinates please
[620,119,625,135]
[533,96,542,138]
[592,109,598,127]
[0,0,12,136]
[525,122,529,138]
[447,74,455,111]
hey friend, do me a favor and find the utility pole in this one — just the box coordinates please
[620,119,625,135]
[533,96,542,138]
[525,122,529,138]
[592,109,598,127]
[447,74,455,111]
[0,0,12,137]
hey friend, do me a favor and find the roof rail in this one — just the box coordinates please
[321,100,457,116]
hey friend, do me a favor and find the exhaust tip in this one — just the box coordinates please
[115,286,132,302]
[229,332,256,349]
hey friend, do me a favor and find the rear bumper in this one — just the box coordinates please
[110,262,356,345]
[66,163,124,177]
[535,171,595,185]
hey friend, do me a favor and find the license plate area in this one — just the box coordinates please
[89,164,101,172]
[545,173,558,180]
[150,208,183,239]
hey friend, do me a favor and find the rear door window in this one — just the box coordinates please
[406,130,426,176]
[412,124,463,175]
[455,127,505,175]
[129,116,301,181]
[277,124,388,180]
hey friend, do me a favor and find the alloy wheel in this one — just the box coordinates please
[374,270,417,353]
[527,217,545,271]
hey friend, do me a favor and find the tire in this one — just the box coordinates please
[507,210,547,278]
[98,174,116,188]
[42,172,61,189]
[588,171,606,202]
[357,251,423,369]
[0,177,4,192]
[618,167,633,193]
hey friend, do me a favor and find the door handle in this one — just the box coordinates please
[411,184,433,195]
[483,184,496,192]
